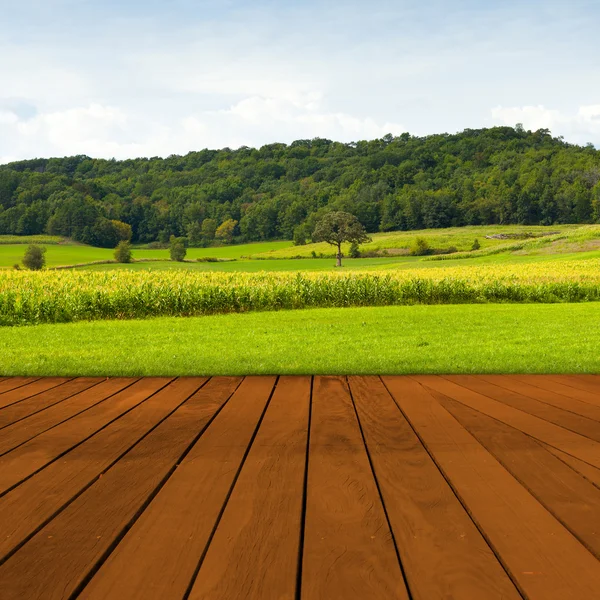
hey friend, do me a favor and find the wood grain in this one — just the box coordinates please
[438,392,600,558]
[188,376,311,600]
[393,376,600,600]
[419,376,600,469]
[0,378,40,396]
[540,442,600,488]
[79,376,275,600]
[0,377,101,430]
[301,376,408,600]
[0,378,210,600]
[0,380,237,562]
[0,377,172,496]
[485,375,600,415]
[351,376,520,600]
[445,375,600,442]
[0,378,136,456]
[0,378,71,410]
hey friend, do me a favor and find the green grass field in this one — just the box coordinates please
[0,238,294,268]
[3,226,600,272]
[1,304,599,375]
[2,226,600,375]
[250,224,583,258]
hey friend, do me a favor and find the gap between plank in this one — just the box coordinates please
[0,378,213,569]
[346,376,414,600]
[382,376,527,600]
[0,378,175,500]
[182,376,280,600]
[294,375,314,600]
[65,376,240,599]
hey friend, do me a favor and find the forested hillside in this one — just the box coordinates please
[1,126,599,247]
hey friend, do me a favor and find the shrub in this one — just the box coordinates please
[410,237,431,256]
[147,241,168,249]
[293,228,307,246]
[349,242,361,258]
[22,245,46,270]
[169,236,187,262]
[472,238,481,251]
[311,250,318,258]
[114,241,133,263]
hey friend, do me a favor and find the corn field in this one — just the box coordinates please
[1,261,600,326]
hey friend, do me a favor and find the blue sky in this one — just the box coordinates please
[1,0,599,162]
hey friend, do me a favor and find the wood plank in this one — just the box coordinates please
[540,442,600,488]
[0,379,241,563]
[437,392,600,559]
[0,378,137,456]
[78,376,275,600]
[0,378,71,410]
[445,375,600,442]
[0,377,214,600]
[0,378,40,395]
[0,377,102,430]
[301,376,408,600]
[547,375,600,398]
[516,375,600,410]
[182,377,311,600]
[420,376,600,470]
[0,378,172,496]
[350,376,520,600]
[387,376,600,600]
[484,375,600,417]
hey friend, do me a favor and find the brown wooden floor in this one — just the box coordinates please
[0,376,599,599]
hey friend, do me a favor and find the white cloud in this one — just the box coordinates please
[491,104,600,145]
[0,97,404,162]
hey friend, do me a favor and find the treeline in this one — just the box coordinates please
[1,126,599,247]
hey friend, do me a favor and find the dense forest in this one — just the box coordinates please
[1,126,599,247]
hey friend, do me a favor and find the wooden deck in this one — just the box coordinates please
[0,376,599,599]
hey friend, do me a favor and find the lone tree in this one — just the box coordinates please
[22,244,46,270]
[312,211,370,267]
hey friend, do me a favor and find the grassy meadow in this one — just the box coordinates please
[1,304,599,375]
[2,224,600,374]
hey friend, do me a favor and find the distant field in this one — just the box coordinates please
[2,225,599,271]
[251,224,581,259]
[0,239,293,268]
[2,304,599,375]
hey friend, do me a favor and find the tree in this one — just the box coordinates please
[215,219,237,244]
[22,244,46,270]
[114,240,132,263]
[186,221,203,246]
[471,238,481,251]
[312,211,370,267]
[169,235,187,262]
[89,218,130,248]
[201,218,217,245]
[410,236,431,256]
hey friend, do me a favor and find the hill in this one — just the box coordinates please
[1,126,599,247]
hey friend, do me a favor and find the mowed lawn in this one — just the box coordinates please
[1,303,599,376]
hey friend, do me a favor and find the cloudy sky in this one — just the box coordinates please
[1,0,599,163]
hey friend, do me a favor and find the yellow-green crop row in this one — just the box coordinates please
[1,261,599,326]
